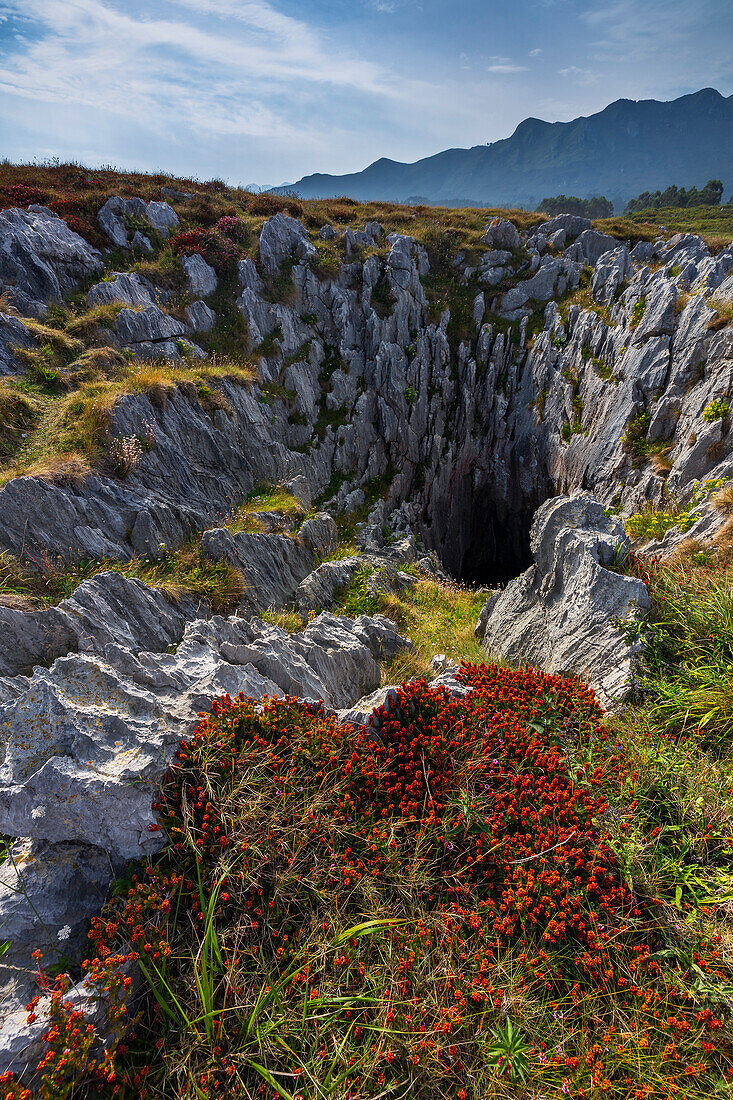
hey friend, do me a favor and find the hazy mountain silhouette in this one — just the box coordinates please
[283,88,733,210]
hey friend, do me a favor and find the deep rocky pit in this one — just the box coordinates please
[426,472,550,586]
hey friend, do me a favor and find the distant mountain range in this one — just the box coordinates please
[281,88,733,210]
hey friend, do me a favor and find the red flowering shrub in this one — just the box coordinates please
[0,183,48,209]
[2,666,730,1100]
[169,227,240,273]
[214,215,250,244]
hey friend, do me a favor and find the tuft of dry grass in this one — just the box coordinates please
[708,299,733,331]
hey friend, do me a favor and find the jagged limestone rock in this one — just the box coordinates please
[87,271,158,309]
[480,494,650,708]
[97,197,178,250]
[0,205,102,316]
[199,527,315,610]
[0,839,112,1015]
[183,253,218,297]
[0,313,36,375]
[0,611,409,861]
[258,213,317,276]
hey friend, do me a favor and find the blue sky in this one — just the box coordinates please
[0,0,731,186]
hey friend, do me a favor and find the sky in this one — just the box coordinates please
[0,0,731,187]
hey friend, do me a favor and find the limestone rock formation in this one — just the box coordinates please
[1,191,733,1079]
[478,494,650,707]
[0,205,102,316]
[97,197,178,250]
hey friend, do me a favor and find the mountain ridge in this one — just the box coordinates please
[283,87,733,209]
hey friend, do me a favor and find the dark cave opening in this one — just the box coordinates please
[429,478,547,588]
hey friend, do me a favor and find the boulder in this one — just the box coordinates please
[298,513,339,559]
[537,213,592,239]
[87,271,157,309]
[185,300,216,333]
[285,474,312,510]
[565,228,619,266]
[297,556,363,614]
[258,213,317,277]
[481,218,520,250]
[0,206,102,315]
[114,304,187,348]
[630,241,655,264]
[183,253,218,298]
[199,527,315,610]
[238,256,264,294]
[0,313,35,376]
[97,196,147,248]
[145,201,179,238]
[161,186,193,203]
[97,197,178,250]
[480,495,650,708]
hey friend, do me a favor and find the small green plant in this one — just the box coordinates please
[623,410,652,465]
[703,398,730,423]
[630,296,647,328]
[404,384,418,404]
[484,1019,530,1083]
[625,505,696,541]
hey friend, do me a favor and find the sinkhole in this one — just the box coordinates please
[427,472,551,588]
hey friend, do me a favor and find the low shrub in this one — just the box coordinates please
[703,398,730,423]
[7,665,731,1099]
[169,228,240,274]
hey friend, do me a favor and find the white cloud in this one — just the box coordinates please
[579,0,732,85]
[0,0,392,120]
[529,48,543,57]
[558,65,597,86]
[0,0,451,179]
[487,57,528,74]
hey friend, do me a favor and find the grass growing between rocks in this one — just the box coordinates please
[0,353,257,487]
[333,566,487,681]
[228,486,306,534]
[0,539,248,615]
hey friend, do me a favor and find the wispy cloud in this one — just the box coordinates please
[579,0,733,85]
[487,56,527,74]
[558,65,597,86]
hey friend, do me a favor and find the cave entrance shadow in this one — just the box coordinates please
[430,482,541,588]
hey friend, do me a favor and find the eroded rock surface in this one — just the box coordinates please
[0,206,102,316]
[478,494,650,707]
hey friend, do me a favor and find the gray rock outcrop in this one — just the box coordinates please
[97,197,178,250]
[258,212,317,276]
[0,313,35,375]
[183,253,218,297]
[478,494,650,707]
[87,271,158,309]
[0,206,102,316]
